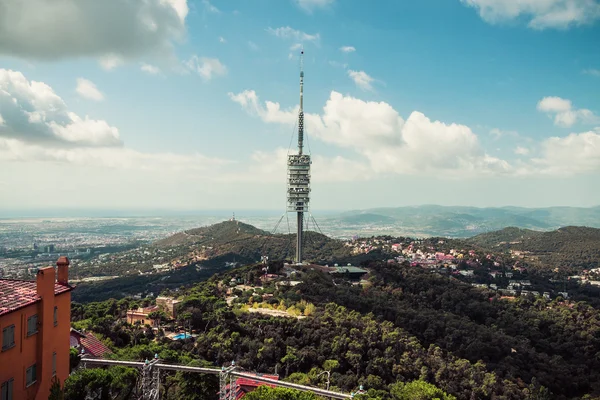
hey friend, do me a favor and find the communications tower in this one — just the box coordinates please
[287,50,311,265]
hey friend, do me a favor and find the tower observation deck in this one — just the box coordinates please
[287,50,311,265]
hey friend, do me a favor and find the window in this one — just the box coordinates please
[53,307,58,326]
[26,315,37,336]
[1,325,15,351]
[1,379,13,400]
[25,364,36,387]
[52,352,57,376]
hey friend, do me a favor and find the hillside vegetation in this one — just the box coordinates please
[66,260,600,399]
[155,220,356,264]
[468,226,600,270]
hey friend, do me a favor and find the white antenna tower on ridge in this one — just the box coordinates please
[287,49,311,265]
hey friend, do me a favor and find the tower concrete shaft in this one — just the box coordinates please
[287,50,310,265]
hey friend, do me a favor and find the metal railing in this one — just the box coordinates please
[81,357,353,399]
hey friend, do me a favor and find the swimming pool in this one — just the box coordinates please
[172,333,192,340]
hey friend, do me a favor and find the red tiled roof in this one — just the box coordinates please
[79,333,112,358]
[0,279,72,316]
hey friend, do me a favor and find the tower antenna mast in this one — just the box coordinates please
[287,49,311,265]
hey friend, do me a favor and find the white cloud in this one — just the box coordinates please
[0,69,119,147]
[184,56,227,80]
[228,90,297,124]
[290,43,303,51]
[294,0,335,12]
[531,130,600,174]
[0,0,189,63]
[267,27,320,43]
[75,78,104,101]
[348,70,375,91]
[340,46,356,53]
[141,63,161,74]
[0,114,5,126]
[230,89,513,177]
[248,41,259,51]
[99,54,124,71]
[219,36,227,43]
[490,128,518,138]
[537,96,598,127]
[461,0,600,29]
[202,0,220,13]
[0,68,237,185]
[583,68,600,77]
[329,61,348,69]
[0,138,228,173]
[514,146,530,155]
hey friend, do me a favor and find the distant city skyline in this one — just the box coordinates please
[0,0,599,210]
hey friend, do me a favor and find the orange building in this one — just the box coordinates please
[0,257,73,400]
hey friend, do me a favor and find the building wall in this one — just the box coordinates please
[0,270,71,400]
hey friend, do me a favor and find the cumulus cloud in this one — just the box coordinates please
[76,78,104,101]
[490,128,519,139]
[267,27,320,43]
[537,96,599,127]
[219,37,227,43]
[340,46,356,53]
[514,146,530,155]
[0,68,238,181]
[460,0,600,29]
[184,56,227,80]
[229,89,513,177]
[0,69,120,147]
[531,130,600,174]
[248,41,259,51]
[348,70,375,91]
[294,0,335,12]
[221,147,371,184]
[0,0,189,63]
[228,90,297,124]
[141,63,161,74]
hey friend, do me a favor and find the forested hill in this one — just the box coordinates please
[468,226,600,270]
[69,260,600,399]
[153,220,357,265]
[154,220,269,248]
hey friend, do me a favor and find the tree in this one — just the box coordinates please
[147,310,169,329]
[390,380,456,400]
[48,376,64,400]
[244,386,318,400]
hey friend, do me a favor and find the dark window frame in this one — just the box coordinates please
[52,352,57,376]
[25,364,36,387]
[26,315,38,337]
[53,306,58,327]
[1,378,13,400]
[1,325,15,351]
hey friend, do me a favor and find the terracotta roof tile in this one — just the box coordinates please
[0,279,72,316]
[79,333,112,358]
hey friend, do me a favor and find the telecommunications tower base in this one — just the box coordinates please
[287,50,311,265]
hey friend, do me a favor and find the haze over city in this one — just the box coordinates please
[0,0,599,212]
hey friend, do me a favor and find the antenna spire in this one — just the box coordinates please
[298,49,304,155]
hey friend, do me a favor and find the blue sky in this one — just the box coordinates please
[0,0,599,212]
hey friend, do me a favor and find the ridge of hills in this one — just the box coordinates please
[338,205,600,236]
[71,220,600,303]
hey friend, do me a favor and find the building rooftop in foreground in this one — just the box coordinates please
[0,279,72,316]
